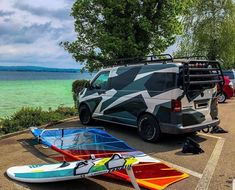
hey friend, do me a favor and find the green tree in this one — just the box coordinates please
[176,0,235,69]
[62,0,191,72]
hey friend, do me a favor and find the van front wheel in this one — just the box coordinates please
[79,104,93,125]
[138,114,161,142]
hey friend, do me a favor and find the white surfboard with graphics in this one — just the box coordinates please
[7,154,139,183]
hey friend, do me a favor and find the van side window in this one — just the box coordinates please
[91,71,110,90]
[145,73,176,95]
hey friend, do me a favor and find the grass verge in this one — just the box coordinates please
[0,106,77,135]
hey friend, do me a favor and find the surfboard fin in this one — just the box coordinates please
[126,167,140,190]
[59,161,70,168]
[90,154,96,160]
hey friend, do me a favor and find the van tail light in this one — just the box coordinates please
[171,100,182,112]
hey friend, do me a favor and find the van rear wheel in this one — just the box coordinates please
[79,104,93,125]
[138,114,161,142]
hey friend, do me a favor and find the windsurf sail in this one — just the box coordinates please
[31,127,136,160]
[31,127,188,190]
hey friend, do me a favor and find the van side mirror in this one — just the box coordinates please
[85,82,92,89]
[94,84,101,89]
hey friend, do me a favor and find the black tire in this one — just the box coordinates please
[138,114,161,142]
[217,92,227,103]
[79,104,93,125]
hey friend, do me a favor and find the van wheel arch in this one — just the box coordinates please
[78,102,90,111]
[137,112,159,123]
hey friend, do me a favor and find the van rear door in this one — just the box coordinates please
[179,60,224,126]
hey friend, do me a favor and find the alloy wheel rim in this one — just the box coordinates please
[141,119,156,140]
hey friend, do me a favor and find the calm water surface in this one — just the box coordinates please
[0,71,94,117]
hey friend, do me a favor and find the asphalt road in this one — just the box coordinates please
[0,99,235,190]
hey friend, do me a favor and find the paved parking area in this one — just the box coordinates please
[0,99,235,190]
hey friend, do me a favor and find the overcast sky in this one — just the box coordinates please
[0,0,177,69]
[0,0,82,68]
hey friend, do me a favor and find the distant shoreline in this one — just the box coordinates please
[0,66,81,73]
[0,70,80,73]
[0,70,94,81]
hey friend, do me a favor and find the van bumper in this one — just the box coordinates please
[160,119,220,134]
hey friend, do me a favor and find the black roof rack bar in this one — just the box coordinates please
[106,54,174,67]
[103,55,223,69]
[189,74,220,78]
[188,80,223,85]
[188,60,220,64]
[175,56,208,60]
[189,68,220,71]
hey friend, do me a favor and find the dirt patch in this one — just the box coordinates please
[0,138,18,146]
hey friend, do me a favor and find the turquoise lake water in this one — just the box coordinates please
[0,71,93,118]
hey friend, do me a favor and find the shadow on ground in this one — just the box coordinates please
[17,138,56,164]
[4,172,108,190]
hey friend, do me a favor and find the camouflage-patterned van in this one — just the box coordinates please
[78,55,224,142]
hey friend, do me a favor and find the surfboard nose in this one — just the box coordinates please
[6,166,16,180]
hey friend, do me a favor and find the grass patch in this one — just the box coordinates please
[0,106,77,135]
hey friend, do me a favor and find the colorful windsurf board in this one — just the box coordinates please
[7,154,138,183]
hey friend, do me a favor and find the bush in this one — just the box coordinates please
[72,79,89,107]
[0,118,22,134]
[72,79,89,94]
[0,106,77,135]
[55,106,77,117]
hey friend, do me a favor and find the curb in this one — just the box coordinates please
[0,116,79,140]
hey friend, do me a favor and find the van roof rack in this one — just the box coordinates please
[103,54,224,71]
[105,54,173,67]
[174,56,208,60]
